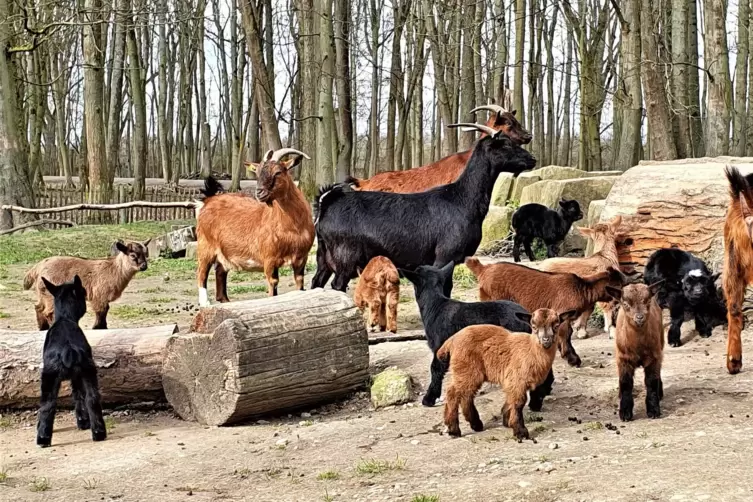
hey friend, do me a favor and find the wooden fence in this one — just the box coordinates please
[37,185,201,225]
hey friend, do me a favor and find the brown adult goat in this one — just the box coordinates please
[465,257,626,368]
[346,105,531,193]
[24,240,150,330]
[195,148,314,305]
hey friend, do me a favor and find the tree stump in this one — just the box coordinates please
[162,289,369,426]
[0,324,178,409]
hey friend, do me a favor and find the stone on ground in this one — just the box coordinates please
[371,367,413,408]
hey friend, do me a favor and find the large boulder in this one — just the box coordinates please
[520,176,620,252]
[491,173,515,205]
[585,200,606,255]
[371,367,413,408]
[530,166,622,181]
[481,205,515,249]
[510,172,542,201]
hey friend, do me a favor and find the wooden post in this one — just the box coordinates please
[118,185,127,224]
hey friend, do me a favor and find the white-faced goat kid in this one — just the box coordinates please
[195,149,314,306]
[36,276,107,447]
[607,282,665,422]
[353,256,400,333]
[311,123,536,295]
[437,309,577,440]
[24,240,150,330]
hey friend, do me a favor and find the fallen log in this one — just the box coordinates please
[0,324,178,409]
[162,289,369,426]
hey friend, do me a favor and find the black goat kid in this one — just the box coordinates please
[511,200,584,262]
[400,263,555,411]
[643,248,727,347]
[311,124,536,295]
[36,275,106,448]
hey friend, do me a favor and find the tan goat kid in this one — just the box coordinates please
[353,256,400,333]
[195,148,315,305]
[537,215,625,339]
[23,240,150,330]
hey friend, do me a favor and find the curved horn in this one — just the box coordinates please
[263,149,274,161]
[270,148,311,162]
[447,122,498,136]
[470,104,508,115]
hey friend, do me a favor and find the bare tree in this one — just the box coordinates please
[703,0,732,156]
[732,0,750,155]
[334,0,353,180]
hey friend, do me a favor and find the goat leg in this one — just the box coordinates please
[72,376,90,430]
[215,263,230,302]
[422,354,447,407]
[508,396,529,440]
[92,305,109,330]
[35,304,50,330]
[264,265,279,297]
[724,271,746,374]
[557,323,582,367]
[694,312,713,338]
[523,239,536,262]
[667,302,685,347]
[528,369,554,411]
[461,395,484,432]
[512,235,523,263]
[386,289,398,334]
[644,363,662,419]
[310,245,333,289]
[292,259,306,291]
[443,387,462,437]
[618,362,635,422]
[546,242,559,258]
[36,371,62,447]
[83,370,107,442]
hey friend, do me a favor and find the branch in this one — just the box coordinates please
[368,332,426,345]
[0,219,76,236]
[608,0,627,27]
[2,201,197,214]
[292,115,323,122]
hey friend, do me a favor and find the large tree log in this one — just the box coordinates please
[0,324,178,409]
[600,158,753,275]
[162,289,369,426]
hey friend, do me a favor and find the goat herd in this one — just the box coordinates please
[16,106,753,447]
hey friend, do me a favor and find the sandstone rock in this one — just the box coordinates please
[481,205,515,249]
[529,166,621,181]
[185,241,198,260]
[510,171,542,202]
[585,200,606,256]
[491,173,515,205]
[370,367,413,408]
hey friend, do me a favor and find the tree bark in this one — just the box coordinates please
[687,0,704,156]
[513,0,525,122]
[459,0,477,151]
[559,32,573,166]
[334,0,353,180]
[732,0,750,156]
[702,0,732,156]
[106,0,127,184]
[162,290,369,426]
[126,0,147,199]
[615,0,642,170]
[670,0,691,158]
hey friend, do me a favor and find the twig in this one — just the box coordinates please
[368,333,426,345]
[0,219,75,236]
[1,201,197,214]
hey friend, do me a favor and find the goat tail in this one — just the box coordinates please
[464,257,485,278]
[437,338,454,363]
[23,264,40,290]
[382,264,400,288]
[344,176,362,188]
[200,175,225,199]
[314,183,348,224]
[60,346,86,370]
[725,167,753,209]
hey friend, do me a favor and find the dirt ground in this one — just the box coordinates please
[2,256,753,501]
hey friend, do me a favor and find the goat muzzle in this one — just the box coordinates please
[540,336,554,349]
[255,188,271,203]
[139,263,148,272]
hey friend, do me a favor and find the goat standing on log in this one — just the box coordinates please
[195,149,314,305]
[345,105,531,193]
[311,124,536,295]
[24,240,150,330]
[36,275,107,447]
[722,166,753,374]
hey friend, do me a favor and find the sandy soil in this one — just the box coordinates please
[2,260,753,502]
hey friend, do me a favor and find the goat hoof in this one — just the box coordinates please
[698,331,712,338]
[379,325,387,332]
[646,407,661,419]
[669,340,682,348]
[566,354,582,368]
[92,430,107,442]
[447,428,461,438]
[422,395,437,407]
[470,420,484,432]
[389,329,397,334]
[619,408,633,422]
[514,427,530,440]
[36,436,51,448]
[727,357,743,375]
[77,419,91,431]
[528,401,543,412]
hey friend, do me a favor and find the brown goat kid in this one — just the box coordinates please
[607,282,665,421]
[465,257,626,367]
[24,240,150,330]
[353,256,400,333]
[195,149,314,306]
[347,105,531,193]
[722,166,753,375]
[437,309,577,439]
[538,215,626,339]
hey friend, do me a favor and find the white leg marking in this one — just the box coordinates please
[199,288,210,307]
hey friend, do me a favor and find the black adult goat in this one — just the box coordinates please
[311,124,536,294]
[401,262,555,411]
[643,248,727,347]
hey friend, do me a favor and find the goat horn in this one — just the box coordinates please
[447,123,498,136]
[470,104,508,115]
[270,148,311,162]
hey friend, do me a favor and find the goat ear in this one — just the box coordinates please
[72,275,83,288]
[397,268,416,282]
[142,238,152,248]
[114,240,128,255]
[711,272,721,284]
[279,155,303,171]
[577,226,594,237]
[514,311,532,324]
[558,199,567,207]
[440,262,455,279]
[41,277,59,296]
[648,279,665,297]
[559,310,578,323]
[606,286,622,301]
[511,109,517,116]
[355,267,363,277]
[245,162,259,175]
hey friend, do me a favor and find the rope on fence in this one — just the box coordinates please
[1,200,197,214]
[0,219,76,236]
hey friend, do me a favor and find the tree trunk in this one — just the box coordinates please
[670,0,691,158]
[615,0,642,170]
[0,325,178,409]
[513,0,525,122]
[559,32,573,166]
[106,0,127,184]
[162,291,369,426]
[687,0,704,156]
[316,0,336,184]
[702,0,732,156]
[386,0,408,169]
[334,0,353,180]
[459,0,476,151]
[732,0,750,156]
[295,0,319,197]
[127,1,147,200]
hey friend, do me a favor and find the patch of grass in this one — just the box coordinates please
[355,456,406,476]
[229,272,256,283]
[141,258,196,279]
[143,431,156,437]
[0,221,190,265]
[323,489,335,502]
[299,420,314,427]
[142,286,167,294]
[411,496,440,502]
[109,305,164,320]
[229,284,267,295]
[104,416,116,432]
[0,311,9,319]
[146,296,177,304]
[583,421,604,431]
[525,412,543,422]
[537,455,550,463]
[0,466,9,483]
[532,239,548,260]
[233,467,252,480]
[399,295,414,303]
[452,265,477,289]
[505,199,520,210]
[0,265,8,279]
[532,424,549,434]
[29,477,51,492]
[83,478,99,490]
[0,417,11,429]
[317,470,340,481]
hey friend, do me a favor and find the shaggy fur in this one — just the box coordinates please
[346,110,531,193]
[195,150,314,305]
[538,215,627,339]
[437,309,577,439]
[511,200,584,262]
[400,263,554,411]
[607,282,665,422]
[354,256,400,333]
[465,258,626,367]
[24,241,149,330]
[644,248,726,347]
[722,166,753,374]
[311,131,536,294]
[36,275,107,447]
